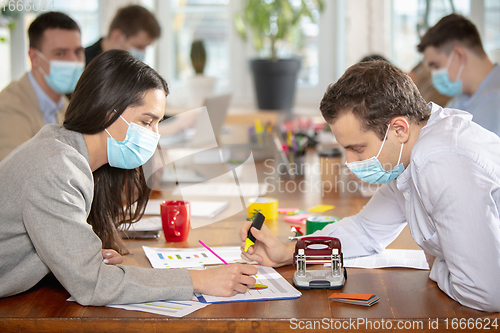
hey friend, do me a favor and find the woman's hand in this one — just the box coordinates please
[102,249,123,265]
[239,220,295,267]
[189,264,258,297]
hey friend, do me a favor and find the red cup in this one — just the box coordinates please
[161,201,191,242]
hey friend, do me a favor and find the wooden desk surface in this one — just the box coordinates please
[1,152,499,332]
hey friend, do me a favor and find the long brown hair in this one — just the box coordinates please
[64,50,168,254]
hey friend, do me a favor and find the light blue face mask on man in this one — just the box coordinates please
[105,115,160,169]
[345,124,405,184]
[37,50,84,94]
[431,51,465,97]
[128,47,146,62]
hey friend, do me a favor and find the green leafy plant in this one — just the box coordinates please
[234,0,324,61]
[190,39,207,74]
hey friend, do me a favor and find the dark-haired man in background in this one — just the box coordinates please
[241,61,500,312]
[85,5,161,65]
[418,14,500,135]
[0,12,84,161]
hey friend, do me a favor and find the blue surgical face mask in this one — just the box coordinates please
[128,47,146,62]
[431,51,465,97]
[105,115,160,169]
[37,50,84,94]
[345,124,405,184]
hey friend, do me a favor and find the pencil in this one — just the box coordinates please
[198,240,229,265]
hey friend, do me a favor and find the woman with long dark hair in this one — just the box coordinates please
[0,50,257,305]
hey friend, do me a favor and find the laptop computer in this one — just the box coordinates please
[159,93,232,148]
[160,93,232,183]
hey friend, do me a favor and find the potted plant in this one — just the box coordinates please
[235,0,324,110]
[185,39,216,108]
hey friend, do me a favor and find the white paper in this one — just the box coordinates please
[190,201,230,218]
[106,299,209,318]
[325,249,430,270]
[172,182,268,197]
[196,266,301,303]
[139,199,230,218]
[67,297,209,318]
[143,246,251,269]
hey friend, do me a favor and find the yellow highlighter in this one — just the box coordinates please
[244,212,266,252]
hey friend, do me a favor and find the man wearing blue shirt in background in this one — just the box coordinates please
[418,14,500,135]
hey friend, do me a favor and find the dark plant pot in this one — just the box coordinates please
[250,58,301,110]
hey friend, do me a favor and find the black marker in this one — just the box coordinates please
[244,212,265,252]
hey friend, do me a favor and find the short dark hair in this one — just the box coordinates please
[28,11,80,50]
[417,14,485,56]
[320,61,430,140]
[108,5,161,40]
[64,50,168,254]
[360,54,389,63]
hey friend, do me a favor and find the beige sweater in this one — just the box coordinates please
[0,125,193,305]
[0,73,67,161]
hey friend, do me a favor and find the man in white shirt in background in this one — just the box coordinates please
[418,13,500,135]
[0,12,84,161]
[241,60,500,312]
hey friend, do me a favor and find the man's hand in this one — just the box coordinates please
[239,220,295,267]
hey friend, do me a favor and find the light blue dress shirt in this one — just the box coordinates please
[316,103,500,312]
[27,71,64,124]
[446,65,500,135]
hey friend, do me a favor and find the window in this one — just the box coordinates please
[161,0,329,107]
[170,0,231,82]
[0,26,10,90]
[484,0,500,59]
[53,0,99,47]
[391,0,470,72]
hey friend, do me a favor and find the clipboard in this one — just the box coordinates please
[195,266,301,303]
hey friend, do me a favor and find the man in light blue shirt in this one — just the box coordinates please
[0,12,84,161]
[418,14,500,135]
[241,61,500,312]
[26,71,65,125]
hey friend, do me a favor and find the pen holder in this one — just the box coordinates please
[278,150,306,177]
[319,148,344,191]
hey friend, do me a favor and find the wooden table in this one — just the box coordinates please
[1,150,499,332]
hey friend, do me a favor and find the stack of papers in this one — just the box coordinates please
[107,299,210,317]
[143,246,249,269]
[196,266,301,303]
[329,293,380,307]
[68,297,209,318]
[339,249,430,270]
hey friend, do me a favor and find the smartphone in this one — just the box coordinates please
[120,230,161,239]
